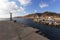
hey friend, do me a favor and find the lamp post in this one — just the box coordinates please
[10,12,12,21]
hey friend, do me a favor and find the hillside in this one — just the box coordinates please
[15,12,60,18]
[42,12,60,17]
[23,13,42,18]
[23,12,60,18]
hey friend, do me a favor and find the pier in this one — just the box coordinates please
[0,21,49,40]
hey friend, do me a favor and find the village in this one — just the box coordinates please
[33,15,60,26]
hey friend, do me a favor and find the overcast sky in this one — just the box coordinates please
[0,0,60,18]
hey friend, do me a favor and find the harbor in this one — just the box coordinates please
[15,18,60,40]
[0,18,60,40]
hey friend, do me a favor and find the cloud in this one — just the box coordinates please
[0,0,10,18]
[18,0,31,6]
[34,10,37,13]
[0,0,26,18]
[39,3,49,8]
[9,1,26,17]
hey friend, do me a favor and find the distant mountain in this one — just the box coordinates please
[24,12,60,18]
[42,12,60,17]
[15,12,60,18]
[24,13,42,18]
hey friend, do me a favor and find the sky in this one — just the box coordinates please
[0,0,60,18]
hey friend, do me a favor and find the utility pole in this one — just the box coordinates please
[10,12,12,21]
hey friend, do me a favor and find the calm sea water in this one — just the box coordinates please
[0,18,10,21]
[1,18,60,40]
